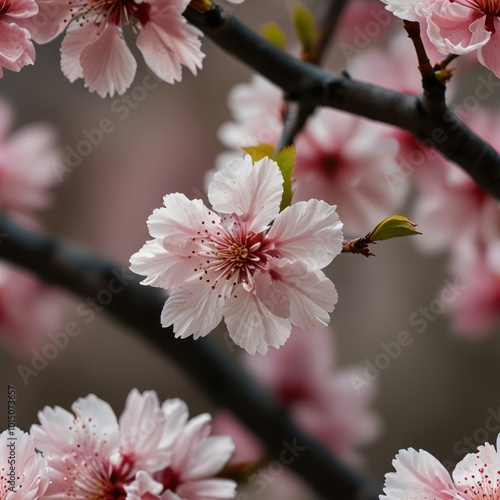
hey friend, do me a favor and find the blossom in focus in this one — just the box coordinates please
[0,263,71,357]
[0,0,37,77]
[381,434,500,499]
[427,0,500,77]
[26,0,204,97]
[130,155,343,355]
[31,389,236,499]
[0,428,49,499]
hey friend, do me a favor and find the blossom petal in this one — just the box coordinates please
[79,23,137,97]
[19,0,69,43]
[208,155,283,233]
[0,21,35,73]
[224,283,291,355]
[60,21,99,83]
[184,435,235,479]
[124,471,163,500]
[130,239,199,289]
[176,479,237,499]
[161,279,231,339]
[267,199,343,269]
[381,448,457,499]
[478,21,500,78]
[137,3,204,83]
[266,260,338,329]
[453,442,500,497]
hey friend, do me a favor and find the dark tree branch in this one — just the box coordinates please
[185,5,500,200]
[276,0,350,151]
[0,215,382,500]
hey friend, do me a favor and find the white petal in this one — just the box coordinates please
[161,279,231,339]
[129,239,199,289]
[124,471,163,500]
[208,155,283,233]
[267,199,343,270]
[176,479,237,499]
[147,193,219,242]
[267,260,337,329]
[80,24,137,97]
[224,284,291,355]
[381,448,457,499]
[186,435,235,479]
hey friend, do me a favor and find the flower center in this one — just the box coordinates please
[450,0,500,21]
[66,0,150,28]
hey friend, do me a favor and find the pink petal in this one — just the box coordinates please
[208,155,283,233]
[79,23,137,97]
[183,435,235,479]
[130,239,199,289]
[267,199,343,270]
[137,4,204,83]
[176,479,237,499]
[427,0,490,54]
[124,471,163,500]
[453,442,500,496]
[19,0,70,43]
[380,0,425,22]
[381,448,457,499]
[224,283,291,355]
[161,279,231,339]
[0,21,35,72]
[60,21,100,82]
[267,260,338,329]
[478,20,500,77]
[147,193,218,242]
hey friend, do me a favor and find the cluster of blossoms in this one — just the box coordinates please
[131,154,343,354]
[382,0,500,76]
[0,0,242,96]
[0,389,236,499]
[381,434,500,498]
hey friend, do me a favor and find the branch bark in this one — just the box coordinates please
[185,5,500,200]
[0,215,382,500]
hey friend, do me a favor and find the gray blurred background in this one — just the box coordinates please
[1,0,500,496]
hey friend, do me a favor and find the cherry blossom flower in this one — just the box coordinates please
[426,0,500,76]
[381,434,500,499]
[31,389,236,499]
[0,428,49,499]
[0,0,38,77]
[26,0,204,97]
[0,263,71,357]
[130,155,343,355]
[0,99,61,215]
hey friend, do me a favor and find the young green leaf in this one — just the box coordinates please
[368,215,422,242]
[274,146,295,211]
[261,22,287,51]
[292,4,317,54]
[242,144,275,163]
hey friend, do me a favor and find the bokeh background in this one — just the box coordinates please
[1,0,500,497]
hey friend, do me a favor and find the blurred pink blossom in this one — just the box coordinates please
[381,434,500,498]
[0,0,37,77]
[130,155,343,355]
[0,427,49,499]
[27,0,204,97]
[31,389,236,499]
[0,99,61,215]
[0,263,70,357]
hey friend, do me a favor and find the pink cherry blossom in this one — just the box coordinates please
[0,99,61,215]
[0,263,71,357]
[31,389,236,499]
[0,0,37,77]
[0,428,49,499]
[426,0,500,76]
[26,0,204,97]
[130,155,343,355]
[381,434,500,499]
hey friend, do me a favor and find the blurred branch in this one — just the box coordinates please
[0,214,382,500]
[184,4,500,200]
[277,0,350,151]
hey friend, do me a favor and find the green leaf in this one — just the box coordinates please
[368,215,422,242]
[292,4,317,54]
[274,146,295,211]
[242,144,275,163]
[261,22,287,51]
